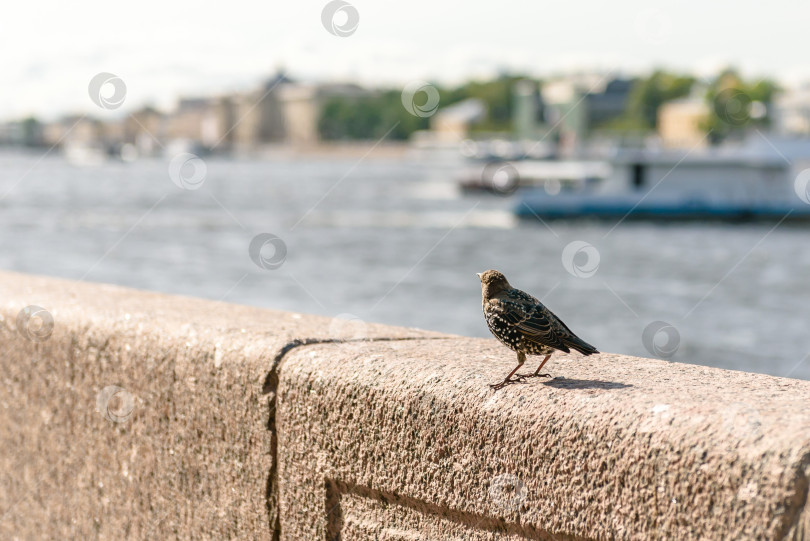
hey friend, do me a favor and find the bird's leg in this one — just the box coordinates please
[489,352,526,390]
[489,364,522,390]
[517,354,553,378]
[532,354,552,378]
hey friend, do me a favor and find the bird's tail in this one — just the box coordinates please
[565,336,599,356]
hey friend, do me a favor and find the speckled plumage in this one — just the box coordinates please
[479,269,598,389]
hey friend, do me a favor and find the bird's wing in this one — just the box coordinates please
[499,289,598,355]
[494,290,572,353]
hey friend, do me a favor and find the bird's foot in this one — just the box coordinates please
[516,372,552,379]
[489,377,525,390]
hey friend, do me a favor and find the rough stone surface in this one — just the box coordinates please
[3,270,810,540]
[276,339,810,540]
[0,271,438,539]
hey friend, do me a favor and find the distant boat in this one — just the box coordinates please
[458,138,555,162]
[62,141,106,166]
[164,138,209,158]
[459,159,609,194]
[516,146,810,221]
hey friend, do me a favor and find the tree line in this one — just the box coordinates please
[317,69,778,144]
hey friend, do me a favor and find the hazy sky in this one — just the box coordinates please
[4,0,808,120]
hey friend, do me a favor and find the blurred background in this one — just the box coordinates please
[2,0,809,378]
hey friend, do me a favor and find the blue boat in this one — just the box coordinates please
[516,192,810,221]
[515,146,810,221]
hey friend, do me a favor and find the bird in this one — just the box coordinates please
[478,269,598,390]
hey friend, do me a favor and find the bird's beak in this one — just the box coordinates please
[476,272,482,279]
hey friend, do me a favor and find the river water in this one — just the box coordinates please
[1,148,808,380]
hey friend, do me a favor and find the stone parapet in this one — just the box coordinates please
[1,271,808,539]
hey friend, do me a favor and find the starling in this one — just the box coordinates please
[478,269,598,390]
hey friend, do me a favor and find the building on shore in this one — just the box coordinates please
[429,98,486,142]
[231,73,291,150]
[657,98,710,149]
[511,80,546,140]
[277,82,372,147]
[160,75,370,151]
[0,118,46,147]
[123,106,165,156]
[773,84,810,136]
[42,115,104,149]
[541,74,633,153]
[166,97,218,148]
[127,72,294,154]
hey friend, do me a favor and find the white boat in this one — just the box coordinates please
[459,159,609,194]
[516,139,810,221]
